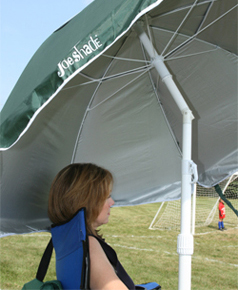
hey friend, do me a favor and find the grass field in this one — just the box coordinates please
[1,202,238,290]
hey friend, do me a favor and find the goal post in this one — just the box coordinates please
[149,202,165,230]
[149,172,238,232]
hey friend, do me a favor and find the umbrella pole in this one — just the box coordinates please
[135,24,197,290]
[177,110,194,290]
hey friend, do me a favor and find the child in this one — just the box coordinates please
[218,198,226,231]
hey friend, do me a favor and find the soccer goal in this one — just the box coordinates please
[149,172,238,233]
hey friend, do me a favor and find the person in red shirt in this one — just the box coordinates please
[218,198,226,231]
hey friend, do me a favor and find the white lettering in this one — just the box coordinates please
[83,44,92,54]
[57,62,65,77]
[94,37,102,48]
[78,48,87,58]
[72,51,81,62]
[88,36,98,51]
[61,60,69,69]
[67,57,74,65]
[73,46,85,59]
[57,35,103,78]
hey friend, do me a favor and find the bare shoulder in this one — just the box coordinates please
[88,235,101,248]
[88,235,105,256]
[88,235,128,290]
[88,235,111,267]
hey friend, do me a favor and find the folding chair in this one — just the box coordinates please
[51,208,161,290]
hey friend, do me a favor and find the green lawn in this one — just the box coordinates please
[1,203,238,289]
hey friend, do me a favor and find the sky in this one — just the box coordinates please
[0,0,94,111]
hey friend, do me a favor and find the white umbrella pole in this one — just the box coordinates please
[135,24,197,290]
[177,111,194,290]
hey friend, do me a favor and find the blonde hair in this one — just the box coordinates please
[48,163,113,236]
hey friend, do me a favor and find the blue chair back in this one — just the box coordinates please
[51,207,161,290]
[51,208,89,290]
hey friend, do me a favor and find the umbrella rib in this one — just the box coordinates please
[86,65,152,82]
[151,0,219,18]
[70,54,115,163]
[163,4,238,59]
[88,65,152,82]
[161,0,199,56]
[87,66,152,111]
[194,0,214,35]
[145,14,156,56]
[147,63,182,155]
[62,65,152,91]
[102,54,150,64]
[165,46,219,61]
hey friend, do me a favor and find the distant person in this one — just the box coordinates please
[218,198,226,231]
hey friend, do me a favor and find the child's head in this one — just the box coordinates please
[219,198,224,203]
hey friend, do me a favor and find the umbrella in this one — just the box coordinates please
[1,0,237,289]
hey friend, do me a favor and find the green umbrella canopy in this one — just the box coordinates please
[0,0,237,236]
[0,0,160,148]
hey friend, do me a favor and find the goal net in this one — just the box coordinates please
[149,172,238,233]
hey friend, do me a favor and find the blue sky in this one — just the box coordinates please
[0,0,94,111]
